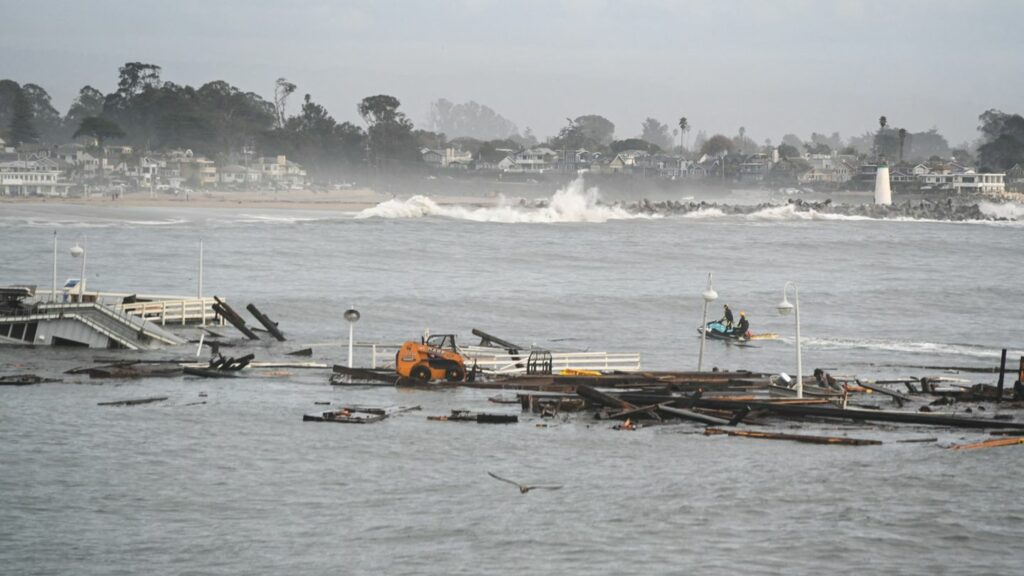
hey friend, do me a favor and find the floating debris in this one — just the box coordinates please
[0,374,61,386]
[705,427,881,446]
[98,396,169,407]
[303,405,420,424]
[487,471,562,494]
[428,410,518,424]
[950,437,1024,451]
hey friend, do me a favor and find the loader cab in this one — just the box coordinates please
[425,334,458,352]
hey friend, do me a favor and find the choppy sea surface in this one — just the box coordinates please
[2,183,1023,575]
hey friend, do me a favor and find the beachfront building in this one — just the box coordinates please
[257,155,307,189]
[421,147,473,169]
[497,147,557,173]
[0,160,72,196]
[219,164,263,186]
[53,144,100,174]
[918,169,1005,194]
[1005,164,1024,192]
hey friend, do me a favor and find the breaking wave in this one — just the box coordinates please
[356,176,650,223]
[743,205,873,222]
[978,201,1024,220]
[796,336,1017,359]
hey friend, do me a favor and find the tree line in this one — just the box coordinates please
[2,62,1023,178]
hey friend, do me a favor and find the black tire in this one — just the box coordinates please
[410,365,432,382]
[445,365,465,382]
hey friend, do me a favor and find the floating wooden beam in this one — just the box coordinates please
[246,303,286,341]
[657,403,731,426]
[212,296,259,340]
[705,428,881,446]
[950,436,1024,451]
[98,396,169,407]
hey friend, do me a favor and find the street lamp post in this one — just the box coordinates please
[697,272,718,371]
[70,238,86,303]
[777,281,802,398]
[344,307,360,368]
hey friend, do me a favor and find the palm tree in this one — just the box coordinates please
[678,116,689,152]
[879,116,888,130]
[898,128,907,164]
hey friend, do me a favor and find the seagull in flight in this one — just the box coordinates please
[488,471,563,494]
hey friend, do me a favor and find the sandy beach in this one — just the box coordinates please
[0,187,510,212]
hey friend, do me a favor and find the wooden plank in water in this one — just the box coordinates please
[857,380,914,402]
[950,436,1024,451]
[98,396,169,407]
[212,297,259,340]
[246,303,286,342]
[705,428,881,446]
[657,404,731,426]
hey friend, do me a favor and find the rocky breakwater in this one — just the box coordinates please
[625,197,1015,222]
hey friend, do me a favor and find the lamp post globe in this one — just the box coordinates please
[344,308,360,368]
[702,287,718,303]
[777,298,794,315]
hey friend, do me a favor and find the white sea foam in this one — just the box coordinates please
[978,201,1024,220]
[355,176,650,223]
[795,336,1017,359]
[680,207,727,218]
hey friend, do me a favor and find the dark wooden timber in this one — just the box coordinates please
[98,396,169,406]
[997,349,1007,403]
[577,384,636,411]
[471,328,523,351]
[705,428,882,446]
[614,392,1024,430]
[183,366,237,378]
[657,403,731,426]
[856,380,914,403]
[212,296,259,340]
[286,347,313,357]
[246,303,286,341]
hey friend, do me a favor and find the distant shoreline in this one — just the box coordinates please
[0,187,511,212]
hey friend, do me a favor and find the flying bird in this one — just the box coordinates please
[488,471,563,494]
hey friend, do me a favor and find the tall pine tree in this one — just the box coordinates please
[8,87,38,145]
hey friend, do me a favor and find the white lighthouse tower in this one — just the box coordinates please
[874,161,892,205]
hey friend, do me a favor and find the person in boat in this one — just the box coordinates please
[732,312,749,337]
[719,304,734,329]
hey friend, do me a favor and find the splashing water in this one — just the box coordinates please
[355,176,648,223]
[978,200,1024,220]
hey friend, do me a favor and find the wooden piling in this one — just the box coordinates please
[212,296,259,340]
[246,303,286,342]
[997,349,1007,403]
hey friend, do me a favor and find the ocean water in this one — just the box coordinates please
[1,183,1023,575]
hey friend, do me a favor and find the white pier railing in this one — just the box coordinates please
[118,298,222,326]
[461,349,642,376]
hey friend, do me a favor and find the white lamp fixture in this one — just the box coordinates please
[70,240,86,303]
[776,281,802,398]
[344,307,360,368]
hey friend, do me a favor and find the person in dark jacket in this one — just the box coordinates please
[719,304,734,328]
[733,312,749,337]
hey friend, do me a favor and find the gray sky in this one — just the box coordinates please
[2,0,1021,146]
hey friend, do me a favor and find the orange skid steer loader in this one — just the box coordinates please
[395,334,467,382]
